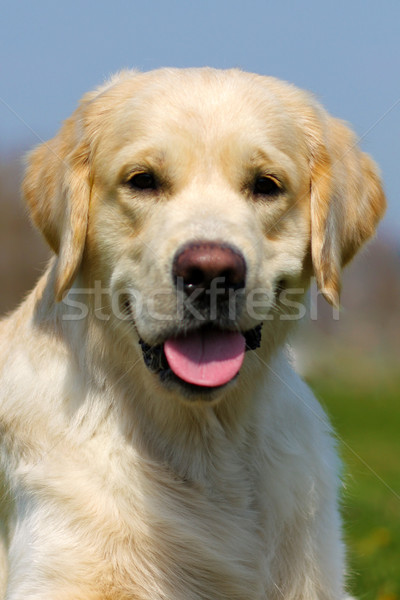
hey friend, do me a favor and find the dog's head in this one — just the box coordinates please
[23,69,385,399]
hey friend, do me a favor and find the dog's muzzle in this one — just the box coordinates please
[138,240,262,394]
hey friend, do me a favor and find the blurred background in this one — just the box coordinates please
[1,2,399,597]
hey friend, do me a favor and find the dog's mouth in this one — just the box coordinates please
[139,324,262,395]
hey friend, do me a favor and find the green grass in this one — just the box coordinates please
[310,372,400,600]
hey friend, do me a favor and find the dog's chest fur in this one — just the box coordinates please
[19,413,265,598]
[15,386,315,600]
[109,429,264,599]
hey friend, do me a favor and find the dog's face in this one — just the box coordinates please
[23,69,385,399]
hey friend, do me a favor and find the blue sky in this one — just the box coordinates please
[1,0,399,234]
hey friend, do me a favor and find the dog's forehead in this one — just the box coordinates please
[91,69,309,165]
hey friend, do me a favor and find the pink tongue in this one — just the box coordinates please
[164,329,245,387]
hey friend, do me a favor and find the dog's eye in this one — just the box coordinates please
[126,172,158,191]
[253,176,282,197]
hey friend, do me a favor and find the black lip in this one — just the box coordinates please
[159,368,235,399]
[138,323,263,395]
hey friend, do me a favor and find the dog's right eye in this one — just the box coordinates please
[126,172,158,191]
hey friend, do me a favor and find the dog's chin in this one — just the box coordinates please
[137,323,263,401]
[158,368,237,401]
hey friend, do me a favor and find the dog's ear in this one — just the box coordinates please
[309,116,386,307]
[23,106,91,302]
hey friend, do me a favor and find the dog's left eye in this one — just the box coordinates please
[126,172,158,191]
[253,176,282,197]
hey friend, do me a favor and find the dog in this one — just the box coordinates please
[0,68,385,599]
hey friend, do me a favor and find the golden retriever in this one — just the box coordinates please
[0,68,385,599]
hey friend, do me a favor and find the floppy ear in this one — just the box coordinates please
[23,110,91,302]
[310,116,386,307]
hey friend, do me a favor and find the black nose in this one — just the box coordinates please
[172,242,246,296]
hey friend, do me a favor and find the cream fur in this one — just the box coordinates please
[0,68,385,599]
